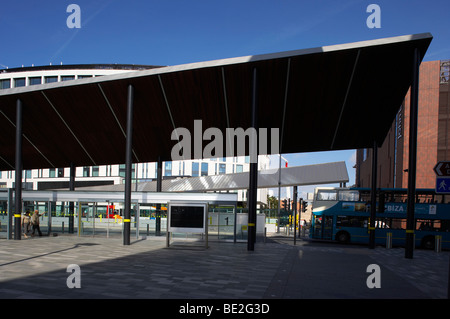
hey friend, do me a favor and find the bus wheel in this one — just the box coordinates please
[421,236,435,250]
[336,231,350,244]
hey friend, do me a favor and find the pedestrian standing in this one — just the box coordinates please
[21,210,31,238]
[31,210,43,237]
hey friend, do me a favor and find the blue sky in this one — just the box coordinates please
[1,0,449,196]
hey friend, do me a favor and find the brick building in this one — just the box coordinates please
[355,59,450,189]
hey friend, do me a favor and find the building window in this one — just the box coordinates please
[92,166,99,177]
[29,77,41,86]
[119,164,135,178]
[119,164,126,177]
[441,60,449,84]
[201,163,208,176]
[24,182,33,190]
[219,163,226,174]
[363,149,368,161]
[164,162,172,176]
[57,168,64,177]
[83,166,90,177]
[45,76,58,83]
[14,78,25,87]
[61,75,75,81]
[25,170,32,179]
[236,164,243,173]
[78,75,92,79]
[49,168,56,178]
[192,162,199,177]
[0,79,11,89]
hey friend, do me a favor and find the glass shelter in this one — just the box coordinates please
[0,189,239,242]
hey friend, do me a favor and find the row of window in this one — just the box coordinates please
[165,162,243,177]
[336,216,450,232]
[0,75,95,89]
[0,162,245,179]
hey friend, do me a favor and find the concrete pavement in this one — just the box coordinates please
[0,233,448,300]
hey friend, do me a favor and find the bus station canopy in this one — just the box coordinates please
[0,33,432,171]
[77,162,349,193]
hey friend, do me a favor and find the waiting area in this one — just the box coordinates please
[0,189,266,243]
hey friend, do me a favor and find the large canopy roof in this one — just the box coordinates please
[0,33,432,171]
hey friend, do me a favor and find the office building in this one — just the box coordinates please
[355,59,450,189]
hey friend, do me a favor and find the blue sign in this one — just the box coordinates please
[436,177,450,194]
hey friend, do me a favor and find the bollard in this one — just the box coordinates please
[386,232,392,249]
[147,224,149,236]
[264,227,266,243]
[62,222,64,234]
[435,235,442,253]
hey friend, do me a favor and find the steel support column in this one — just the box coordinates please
[68,162,75,234]
[123,84,134,245]
[7,188,13,240]
[247,68,258,251]
[155,156,162,236]
[405,48,421,259]
[369,141,378,249]
[293,186,298,245]
[14,99,23,240]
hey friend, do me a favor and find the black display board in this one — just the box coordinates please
[168,202,206,233]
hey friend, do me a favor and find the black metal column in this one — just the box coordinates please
[7,188,13,239]
[369,141,377,249]
[14,99,23,240]
[247,68,258,251]
[155,156,162,236]
[405,48,421,259]
[123,84,134,245]
[293,186,298,245]
[68,162,75,234]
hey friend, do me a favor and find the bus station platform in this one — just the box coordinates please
[0,234,448,301]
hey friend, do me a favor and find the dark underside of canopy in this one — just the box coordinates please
[0,33,432,171]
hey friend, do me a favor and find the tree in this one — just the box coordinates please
[267,195,279,209]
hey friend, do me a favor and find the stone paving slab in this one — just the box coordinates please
[0,234,448,300]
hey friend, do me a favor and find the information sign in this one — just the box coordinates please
[436,177,450,194]
[168,202,207,233]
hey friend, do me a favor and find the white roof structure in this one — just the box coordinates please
[77,161,349,192]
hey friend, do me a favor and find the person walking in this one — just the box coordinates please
[21,210,31,238]
[31,210,43,237]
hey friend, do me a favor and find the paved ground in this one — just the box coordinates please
[0,233,448,301]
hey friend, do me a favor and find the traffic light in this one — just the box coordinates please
[302,201,308,212]
[282,199,287,211]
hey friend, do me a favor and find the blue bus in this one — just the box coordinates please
[310,187,450,249]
